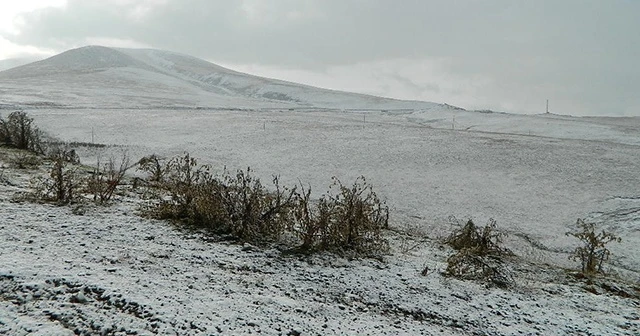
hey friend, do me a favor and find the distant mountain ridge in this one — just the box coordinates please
[0,56,43,72]
[0,45,443,110]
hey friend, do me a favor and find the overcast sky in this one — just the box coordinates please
[1,0,638,116]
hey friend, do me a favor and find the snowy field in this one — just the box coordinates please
[26,108,640,272]
[0,107,639,335]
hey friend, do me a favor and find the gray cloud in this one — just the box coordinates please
[3,0,640,115]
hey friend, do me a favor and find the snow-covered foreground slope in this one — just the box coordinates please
[0,46,441,110]
[0,164,638,335]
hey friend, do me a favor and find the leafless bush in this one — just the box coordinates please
[445,248,513,288]
[217,168,297,243]
[143,154,296,244]
[445,218,506,254]
[142,153,227,231]
[0,111,44,154]
[566,218,621,276]
[291,184,331,251]
[32,149,81,205]
[142,154,389,253]
[443,218,513,288]
[291,176,389,256]
[87,153,131,204]
[138,154,168,183]
[145,153,207,220]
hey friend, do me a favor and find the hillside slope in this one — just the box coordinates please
[0,46,442,110]
[0,56,42,72]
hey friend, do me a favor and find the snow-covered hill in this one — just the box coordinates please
[0,46,441,110]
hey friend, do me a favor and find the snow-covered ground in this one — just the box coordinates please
[0,159,638,335]
[0,107,637,334]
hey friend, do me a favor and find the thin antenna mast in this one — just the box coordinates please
[546,100,549,114]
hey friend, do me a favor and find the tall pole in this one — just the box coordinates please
[546,100,549,114]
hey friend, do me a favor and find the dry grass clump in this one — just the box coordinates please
[566,218,621,276]
[443,218,513,288]
[445,218,506,254]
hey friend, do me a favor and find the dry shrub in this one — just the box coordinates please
[142,154,390,255]
[144,153,210,222]
[187,171,228,231]
[159,153,201,211]
[291,184,334,251]
[566,218,621,276]
[445,218,506,254]
[87,153,131,204]
[292,176,389,256]
[445,248,513,288]
[32,149,81,205]
[138,154,168,183]
[217,168,296,243]
[47,146,80,165]
[444,218,513,288]
[142,154,296,244]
